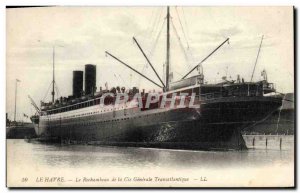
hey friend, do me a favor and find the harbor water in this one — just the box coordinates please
[7,135,294,187]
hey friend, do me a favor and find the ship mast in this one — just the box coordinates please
[165,6,170,91]
[14,79,20,122]
[105,7,171,91]
[52,46,55,103]
[250,35,264,82]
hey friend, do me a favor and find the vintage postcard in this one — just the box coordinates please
[6,6,294,188]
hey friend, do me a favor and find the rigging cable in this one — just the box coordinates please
[150,19,166,57]
[171,19,193,69]
[149,8,162,39]
[42,82,53,101]
[146,9,156,38]
[181,7,196,63]
[137,9,163,87]
[137,19,166,87]
[173,70,183,77]
[105,53,125,88]
[54,83,61,100]
[181,7,190,42]
[118,74,130,88]
[152,8,164,38]
[175,7,190,49]
[175,7,196,65]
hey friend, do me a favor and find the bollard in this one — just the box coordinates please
[280,138,282,150]
[266,138,268,148]
[252,137,255,148]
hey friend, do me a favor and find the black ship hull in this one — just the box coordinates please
[6,123,36,139]
[32,96,282,150]
[243,93,294,135]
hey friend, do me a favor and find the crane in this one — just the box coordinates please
[28,95,40,114]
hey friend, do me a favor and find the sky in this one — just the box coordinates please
[6,6,294,122]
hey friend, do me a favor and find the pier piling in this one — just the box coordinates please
[280,138,282,150]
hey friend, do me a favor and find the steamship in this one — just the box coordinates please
[30,7,282,150]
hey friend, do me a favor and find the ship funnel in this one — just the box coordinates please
[85,64,96,95]
[73,71,83,98]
